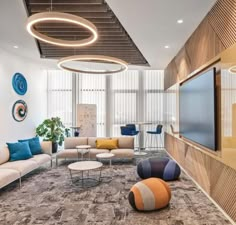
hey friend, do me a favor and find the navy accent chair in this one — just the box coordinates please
[125,124,139,135]
[145,124,163,149]
[120,124,140,149]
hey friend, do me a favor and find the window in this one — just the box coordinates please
[78,74,106,137]
[47,70,73,128]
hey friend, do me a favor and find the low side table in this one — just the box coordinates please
[96,153,115,167]
[68,161,103,188]
[76,145,91,160]
[96,153,114,183]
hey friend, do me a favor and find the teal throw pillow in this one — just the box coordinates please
[7,141,32,161]
[19,137,42,155]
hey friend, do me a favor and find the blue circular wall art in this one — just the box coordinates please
[12,73,27,95]
[12,100,28,122]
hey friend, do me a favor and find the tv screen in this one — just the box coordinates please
[179,68,217,150]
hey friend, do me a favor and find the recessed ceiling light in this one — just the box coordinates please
[13,45,19,49]
[177,19,183,24]
[164,45,170,49]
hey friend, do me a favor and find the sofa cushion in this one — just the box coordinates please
[0,169,20,188]
[7,142,32,161]
[88,137,110,148]
[64,137,88,149]
[56,149,79,159]
[0,147,10,165]
[96,139,118,150]
[111,149,134,159]
[29,154,51,165]
[112,137,134,149]
[19,137,42,155]
[89,148,109,158]
[0,160,38,176]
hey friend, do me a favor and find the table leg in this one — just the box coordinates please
[69,169,73,184]
[81,171,84,187]
[77,149,79,161]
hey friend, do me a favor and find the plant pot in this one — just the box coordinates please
[52,142,58,153]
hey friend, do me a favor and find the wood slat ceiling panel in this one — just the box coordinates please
[23,0,149,66]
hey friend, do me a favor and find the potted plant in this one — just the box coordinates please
[36,117,70,153]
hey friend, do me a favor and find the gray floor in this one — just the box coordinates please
[0,151,232,225]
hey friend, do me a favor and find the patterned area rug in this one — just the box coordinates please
[0,151,231,225]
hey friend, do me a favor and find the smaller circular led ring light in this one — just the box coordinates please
[228,65,236,74]
[26,12,98,47]
[57,55,128,74]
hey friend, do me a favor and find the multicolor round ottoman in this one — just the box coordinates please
[128,178,171,211]
[137,157,181,181]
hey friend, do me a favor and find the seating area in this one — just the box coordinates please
[0,0,236,224]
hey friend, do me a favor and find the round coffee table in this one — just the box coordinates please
[68,161,103,188]
[96,153,115,167]
[76,145,91,160]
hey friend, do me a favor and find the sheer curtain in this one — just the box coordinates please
[47,70,73,128]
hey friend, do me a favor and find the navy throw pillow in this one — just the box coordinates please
[7,142,32,161]
[19,137,42,155]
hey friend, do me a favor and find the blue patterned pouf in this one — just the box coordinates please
[137,157,181,181]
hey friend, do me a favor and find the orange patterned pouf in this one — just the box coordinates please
[128,178,171,211]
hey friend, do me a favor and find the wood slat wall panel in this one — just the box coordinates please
[164,0,236,221]
[165,133,236,221]
[164,0,236,90]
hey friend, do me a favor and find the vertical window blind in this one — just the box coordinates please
[47,70,73,128]
[47,69,164,147]
[78,73,106,137]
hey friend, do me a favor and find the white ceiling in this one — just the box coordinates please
[0,0,216,70]
[106,0,216,69]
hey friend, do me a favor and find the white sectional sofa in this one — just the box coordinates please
[0,141,52,189]
[56,137,134,165]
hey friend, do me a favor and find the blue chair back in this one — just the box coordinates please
[156,124,163,134]
[121,126,133,135]
[126,124,137,131]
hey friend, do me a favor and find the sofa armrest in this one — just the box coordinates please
[41,141,52,156]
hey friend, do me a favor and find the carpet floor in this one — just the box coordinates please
[0,151,232,225]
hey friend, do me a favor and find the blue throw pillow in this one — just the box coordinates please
[7,142,32,161]
[19,137,42,155]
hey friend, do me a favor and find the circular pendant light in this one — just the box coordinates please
[57,55,128,74]
[26,12,98,47]
[228,65,236,74]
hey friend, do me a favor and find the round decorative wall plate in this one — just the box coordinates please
[12,100,28,122]
[12,73,27,95]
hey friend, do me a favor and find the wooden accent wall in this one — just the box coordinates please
[165,133,236,221]
[164,0,236,90]
[164,0,236,222]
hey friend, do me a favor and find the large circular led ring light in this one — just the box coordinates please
[57,55,128,74]
[26,12,98,47]
[228,65,236,74]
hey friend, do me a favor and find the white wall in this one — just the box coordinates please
[0,48,47,148]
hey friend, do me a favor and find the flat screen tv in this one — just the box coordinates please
[179,68,217,151]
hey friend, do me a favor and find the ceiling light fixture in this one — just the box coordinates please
[57,55,128,74]
[164,45,170,49]
[228,65,236,74]
[177,19,183,24]
[13,45,19,49]
[26,12,98,47]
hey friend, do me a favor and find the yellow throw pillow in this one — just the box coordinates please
[96,139,118,150]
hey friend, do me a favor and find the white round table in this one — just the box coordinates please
[68,161,103,187]
[76,145,91,160]
[96,153,114,167]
